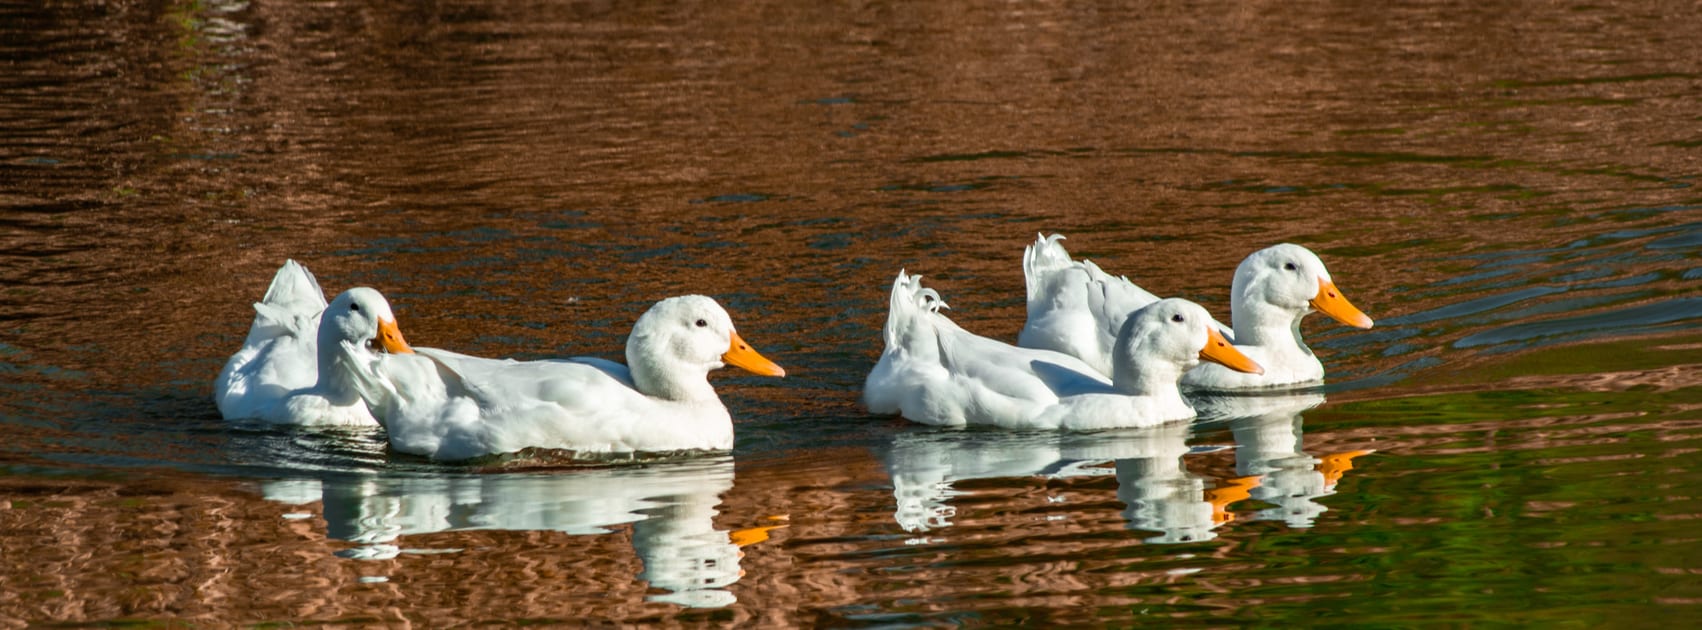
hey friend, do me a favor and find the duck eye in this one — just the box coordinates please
[349,303,361,312]
[1171,314,1185,323]
[1283,262,1298,271]
[695,319,707,328]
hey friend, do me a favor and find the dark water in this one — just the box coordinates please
[3,0,1701,624]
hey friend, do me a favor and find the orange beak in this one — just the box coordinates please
[1312,278,1374,329]
[723,330,785,377]
[1200,327,1262,374]
[376,317,414,354]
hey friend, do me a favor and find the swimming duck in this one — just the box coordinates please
[344,295,785,461]
[214,261,415,426]
[1018,234,1373,390]
[862,271,1262,430]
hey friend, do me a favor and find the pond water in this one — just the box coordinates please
[2,0,1700,624]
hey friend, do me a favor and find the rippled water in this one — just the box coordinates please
[3,0,1700,624]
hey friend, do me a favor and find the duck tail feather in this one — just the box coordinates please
[883,269,949,349]
[1023,233,1073,301]
[261,259,329,314]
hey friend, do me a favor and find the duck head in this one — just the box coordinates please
[1231,244,1374,335]
[321,287,413,355]
[1111,298,1262,394]
[315,287,412,396]
[627,295,784,402]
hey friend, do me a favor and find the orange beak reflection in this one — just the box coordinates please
[1312,278,1374,329]
[1205,475,1263,525]
[375,317,414,354]
[1317,449,1374,489]
[1200,328,1263,375]
[729,515,790,548]
[723,330,785,377]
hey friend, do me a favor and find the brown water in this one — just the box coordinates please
[3,0,1701,624]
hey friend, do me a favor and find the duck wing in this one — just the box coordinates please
[1021,234,1232,372]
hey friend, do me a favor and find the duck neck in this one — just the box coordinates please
[627,337,719,403]
[1231,300,1307,350]
[1110,355,1187,399]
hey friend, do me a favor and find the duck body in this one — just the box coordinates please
[1180,327,1323,389]
[1017,235,1179,376]
[1018,234,1373,391]
[215,260,327,421]
[347,295,784,461]
[214,262,414,426]
[863,271,1261,430]
[359,349,739,459]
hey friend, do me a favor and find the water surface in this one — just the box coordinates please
[2,0,1700,624]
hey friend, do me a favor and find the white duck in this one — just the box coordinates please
[862,271,1262,430]
[344,295,785,461]
[214,261,415,426]
[1018,234,1373,390]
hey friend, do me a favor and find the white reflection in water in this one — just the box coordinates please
[882,423,1233,543]
[1111,422,1226,544]
[884,430,1076,533]
[883,393,1370,543]
[1196,392,1372,529]
[259,457,745,608]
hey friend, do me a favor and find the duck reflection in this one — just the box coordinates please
[881,423,1251,543]
[1194,392,1373,528]
[884,429,1082,533]
[259,456,761,608]
[1111,422,1256,544]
